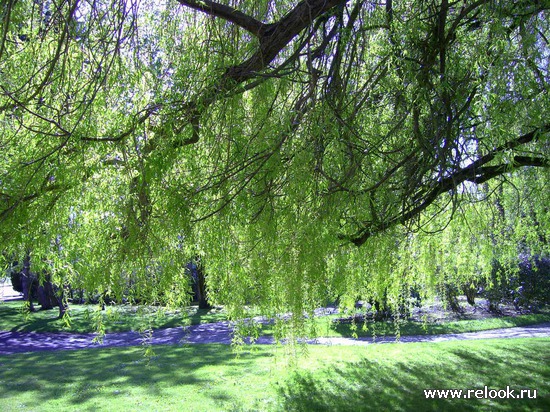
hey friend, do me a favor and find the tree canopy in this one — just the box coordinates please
[1,0,549,331]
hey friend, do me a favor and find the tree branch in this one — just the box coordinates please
[173,0,347,144]
[349,124,550,246]
[176,0,266,37]
[0,184,70,222]
[468,156,550,184]
[229,0,346,82]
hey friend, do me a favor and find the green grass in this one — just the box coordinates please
[253,312,550,340]
[0,338,548,411]
[0,301,228,333]
[322,312,550,338]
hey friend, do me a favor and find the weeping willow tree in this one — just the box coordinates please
[1,0,549,333]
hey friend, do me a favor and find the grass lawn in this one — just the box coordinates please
[0,301,228,333]
[250,312,550,341]
[310,312,550,338]
[0,338,548,411]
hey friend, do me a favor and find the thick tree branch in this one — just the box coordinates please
[173,0,347,144]
[229,0,345,82]
[466,156,550,184]
[349,124,550,246]
[176,0,266,37]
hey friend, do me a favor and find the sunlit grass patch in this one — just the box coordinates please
[0,339,548,411]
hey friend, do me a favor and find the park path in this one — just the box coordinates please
[1,321,550,355]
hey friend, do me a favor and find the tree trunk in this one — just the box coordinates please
[463,285,477,306]
[20,254,35,312]
[56,284,68,319]
[37,279,56,310]
[196,259,212,310]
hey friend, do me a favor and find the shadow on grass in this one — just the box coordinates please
[186,306,228,326]
[0,301,229,334]
[330,313,550,338]
[277,340,550,412]
[0,344,268,410]
[0,303,63,333]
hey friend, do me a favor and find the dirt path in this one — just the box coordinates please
[1,321,550,355]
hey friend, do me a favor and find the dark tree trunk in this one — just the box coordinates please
[56,284,68,318]
[37,279,57,310]
[195,259,212,310]
[20,254,35,312]
[15,253,67,316]
[463,285,477,306]
[444,284,462,313]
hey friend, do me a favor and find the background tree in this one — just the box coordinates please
[1,0,548,334]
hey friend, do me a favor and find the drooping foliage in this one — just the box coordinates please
[1,0,549,332]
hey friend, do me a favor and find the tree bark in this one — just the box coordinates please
[195,259,211,310]
[20,253,35,312]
